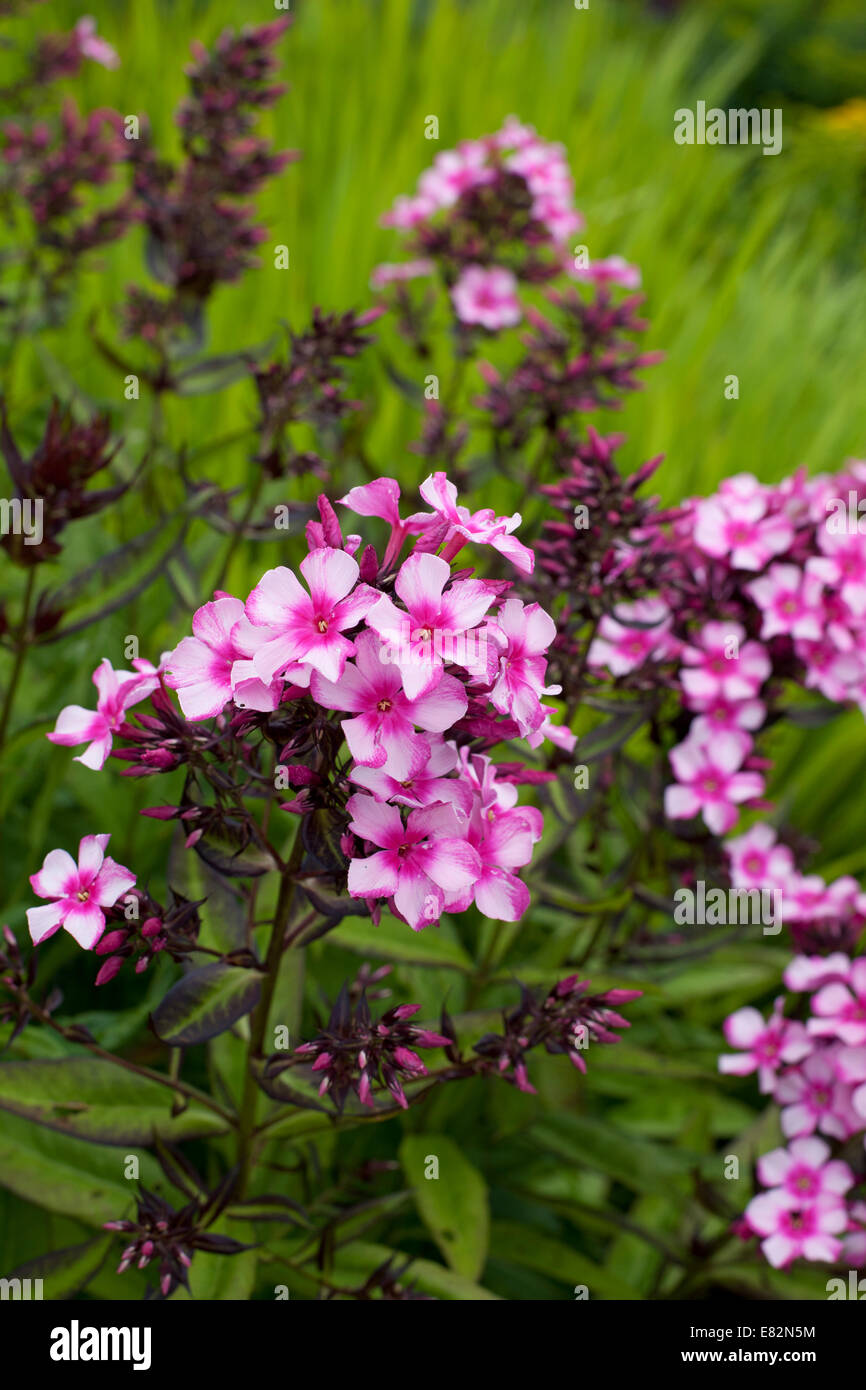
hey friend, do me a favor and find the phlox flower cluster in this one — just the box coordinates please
[376,117,589,328]
[43,473,573,935]
[725,823,866,954]
[588,463,866,839]
[719,951,866,1268]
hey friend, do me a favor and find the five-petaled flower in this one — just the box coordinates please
[27,834,136,950]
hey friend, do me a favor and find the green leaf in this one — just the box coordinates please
[578,709,648,763]
[0,1113,144,1226]
[400,1134,489,1280]
[9,1233,113,1299]
[489,1220,639,1299]
[151,963,262,1047]
[185,1226,258,1301]
[327,913,473,970]
[0,1058,228,1143]
[529,1114,694,1197]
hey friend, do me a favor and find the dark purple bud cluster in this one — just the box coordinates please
[473,975,642,1093]
[105,1185,250,1299]
[93,889,206,988]
[268,984,451,1113]
[0,399,126,566]
[253,308,384,477]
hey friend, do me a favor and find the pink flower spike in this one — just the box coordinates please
[27,833,135,950]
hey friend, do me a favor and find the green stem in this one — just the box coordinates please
[0,566,36,753]
[235,832,305,1196]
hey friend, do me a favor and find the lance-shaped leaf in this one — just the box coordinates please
[0,1058,227,1143]
[7,1234,113,1300]
[578,708,648,763]
[400,1134,489,1280]
[0,1113,161,1226]
[151,963,263,1047]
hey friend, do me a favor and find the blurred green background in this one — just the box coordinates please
[1,0,866,1301]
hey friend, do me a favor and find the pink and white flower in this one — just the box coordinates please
[679,621,769,705]
[350,736,472,812]
[808,958,866,1045]
[774,1051,857,1140]
[587,598,677,676]
[27,834,135,950]
[451,265,521,330]
[310,630,467,780]
[570,255,641,289]
[745,564,825,642]
[744,1189,847,1267]
[346,795,481,931]
[419,471,534,575]
[693,479,793,571]
[725,824,794,891]
[74,17,120,69]
[247,547,379,684]
[366,551,495,699]
[718,998,811,1093]
[47,657,160,769]
[756,1136,854,1205]
[447,804,543,921]
[486,597,557,734]
[665,731,764,835]
[165,596,283,720]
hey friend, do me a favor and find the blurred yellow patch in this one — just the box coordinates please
[819,98,866,136]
